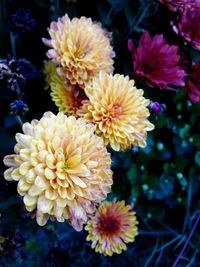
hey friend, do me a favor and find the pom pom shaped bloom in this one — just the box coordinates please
[185,62,200,103]
[42,14,115,88]
[85,200,138,256]
[78,72,154,151]
[3,112,113,231]
[172,4,200,51]
[128,31,186,90]
[43,61,87,116]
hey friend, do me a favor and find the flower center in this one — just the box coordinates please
[98,215,121,235]
[63,161,70,171]
[105,104,122,121]
[74,47,86,59]
[69,87,87,110]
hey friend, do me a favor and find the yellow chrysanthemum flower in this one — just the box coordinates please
[85,200,139,256]
[42,14,115,88]
[78,72,154,151]
[3,112,113,231]
[43,61,87,116]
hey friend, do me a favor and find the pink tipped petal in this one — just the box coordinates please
[42,38,52,47]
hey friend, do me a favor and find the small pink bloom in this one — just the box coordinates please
[186,62,200,103]
[128,31,186,90]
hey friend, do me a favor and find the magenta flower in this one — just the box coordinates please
[172,4,200,51]
[158,0,194,12]
[128,31,186,90]
[186,62,200,103]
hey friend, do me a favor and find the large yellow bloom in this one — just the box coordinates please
[85,200,138,256]
[43,61,87,116]
[42,14,115,88]
[3,112,113,231]
[78,72,154,151]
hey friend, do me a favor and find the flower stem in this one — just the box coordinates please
[172,212,200,267]
[15,115,23,127]
[10,31,16,57]
[15,81,22,99]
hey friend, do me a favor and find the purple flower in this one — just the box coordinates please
[150,102,162,114]
[128,31,186,90]
[0,57,37,91]
[0,57,25,90]
[9,9,36,33]
[172,3,200,51]
[185,62,200,103]
[10,100,29,115]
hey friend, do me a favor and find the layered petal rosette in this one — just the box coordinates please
[44,61,87,116]
[3,112,113,231]
[85,200,139,256]
[42,14,115,88]
[78,72,154,151]
[128,31,186,90]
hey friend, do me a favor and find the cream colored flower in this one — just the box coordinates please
[43,61,87,116]
[3,112,113,231]
[78,72,154,151]
[42,14,115,88]
[85,200,139,256]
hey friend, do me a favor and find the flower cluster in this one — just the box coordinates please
[128,3,200,104]
[2,0,200,264]
[43,15,154,151]
[4,13,156,256]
